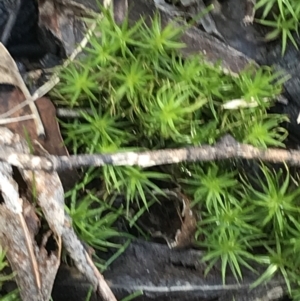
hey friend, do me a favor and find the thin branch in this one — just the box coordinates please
[2,139,300,171]
[0,115,35,125]
[62,214,117,301]
[56,108,93,118]
[0,78,59,120]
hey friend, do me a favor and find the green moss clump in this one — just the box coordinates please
[51,8,300,300]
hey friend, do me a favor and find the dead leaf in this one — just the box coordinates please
[0,43,44,136]
[0,89,62,154]
[173,190,197,248]
[0,87,79,189]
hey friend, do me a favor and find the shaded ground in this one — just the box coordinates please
[53,240,287,301]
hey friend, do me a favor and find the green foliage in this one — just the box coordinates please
[178,157,300,300]
[0,291,20,301]
[137,13,186,59]
[196,190,263,283]
[240,112,288,148]
[251,236,298,294]
[65,179,126,251]
[184,162,262,283]
[56,62,100,107]
[198,229,259,284]
[0,246,19,301]
[196,197,261,237]
[143,81,207,141]
[120,291,144,301]
[180,162,239,213]
[51,6,299,298]
[111,167,170,213]
[61,103,132,154]
[243,164,300,235]
[53,8,287,151]
[186,161,300,295]
[234,65,287,104]
[255,0,300,55]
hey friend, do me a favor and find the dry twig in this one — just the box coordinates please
[0,132,298,171]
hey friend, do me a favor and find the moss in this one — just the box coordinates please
[255,0,300,55]
[52,6,300,300]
